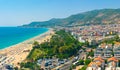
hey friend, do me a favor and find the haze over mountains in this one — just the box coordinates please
[22,9,120,27]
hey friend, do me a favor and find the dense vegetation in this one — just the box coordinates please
[28,30,81,60]
[20,62,40,70]
[22,9,120,27]
[20,30,82,69]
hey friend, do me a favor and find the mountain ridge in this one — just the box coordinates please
[22,9,120,27]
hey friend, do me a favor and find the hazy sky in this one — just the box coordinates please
[0,0,120,26]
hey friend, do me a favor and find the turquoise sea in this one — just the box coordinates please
[0,27,48,49]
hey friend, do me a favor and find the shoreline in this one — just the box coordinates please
[0,28,49,50]
[0,28,48,51]
[0,28,55,67]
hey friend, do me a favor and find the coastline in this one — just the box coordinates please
[0,28,55,67]
[0,28,49,51]
[0,27,48,50]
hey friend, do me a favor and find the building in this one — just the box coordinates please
[87,57,104,70]
[103,45,112,59]
[113,42,120,59]
[94,44,113,59]
[78,37,85,43]
[105,57,120,70]
[94,47,103,58]
[87,62,101,70]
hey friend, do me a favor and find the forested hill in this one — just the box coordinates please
[22,9,120,27]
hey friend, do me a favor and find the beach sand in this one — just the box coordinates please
[0,28,55,68]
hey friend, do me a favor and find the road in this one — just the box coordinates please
[52,50,86,70]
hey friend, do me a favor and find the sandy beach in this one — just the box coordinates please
[0,28,54,67]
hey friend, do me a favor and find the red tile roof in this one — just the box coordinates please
[94,56,104,62]
[108,57,118,62]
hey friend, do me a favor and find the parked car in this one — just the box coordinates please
[58,59,64,64]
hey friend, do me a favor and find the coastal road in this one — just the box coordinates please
[52,60,72,70]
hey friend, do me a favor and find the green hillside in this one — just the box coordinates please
[22,9,120,27]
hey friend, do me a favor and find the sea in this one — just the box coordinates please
[0,27,48,49]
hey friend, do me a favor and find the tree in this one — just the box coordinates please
[77,60,84,65]
[88,50,94,57]
[14,67,18,70]
[114,35,120,42]
[33,41,39,47]
[84,59,91,65]
[84,41,89,47]
[79,65,87,70]
[53,45,58,54]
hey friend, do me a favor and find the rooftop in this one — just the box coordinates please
[107,57,118,62]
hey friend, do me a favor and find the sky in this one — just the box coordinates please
[0,0,120,26]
